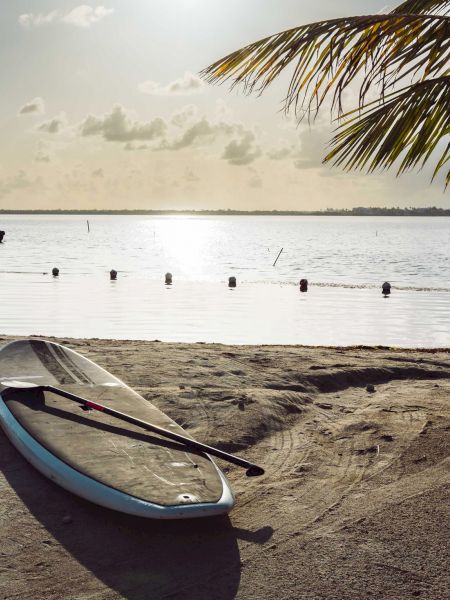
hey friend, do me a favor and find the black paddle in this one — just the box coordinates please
[0,381,264,477]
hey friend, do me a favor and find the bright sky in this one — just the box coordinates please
[0,0,447,210]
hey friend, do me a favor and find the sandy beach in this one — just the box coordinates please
[0,335,449,600]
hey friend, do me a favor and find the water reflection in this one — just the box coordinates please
[0,276,449,347]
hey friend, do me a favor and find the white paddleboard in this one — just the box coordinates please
[0,339,234,519]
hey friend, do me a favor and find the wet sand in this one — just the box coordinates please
[0,335,449,599]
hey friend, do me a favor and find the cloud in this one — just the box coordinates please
[35,152,51,163]
[160,115,252,153]
[77,104,261,166]
[267,144,293,160]
[171,105,198,128]
[80,105,167,142]
[0,171,41,198]
[124,142,149,151]
[293,127,332,170]
[62,5,114,28]
[18,12,58,28]
[138,72,205,96]
[248,167,262,188]
[37,114,67,134]
[18,97,45,115]
[222,131,261,166]
[267,127,334,170]
[18,6,114,29]
[169,117,214,150]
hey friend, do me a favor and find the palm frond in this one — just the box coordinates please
[324,77,450,186]
[392,0,450,15]
[202,13,450,120]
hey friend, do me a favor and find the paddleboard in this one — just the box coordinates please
[0,339,234,519]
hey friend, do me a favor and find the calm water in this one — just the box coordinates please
[1,215,449,346]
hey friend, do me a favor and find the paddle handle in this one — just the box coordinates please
[42,385,264,477]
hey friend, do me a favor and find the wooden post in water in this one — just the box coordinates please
[273,248,283,267]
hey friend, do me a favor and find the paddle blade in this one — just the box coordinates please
[246,466,265,477]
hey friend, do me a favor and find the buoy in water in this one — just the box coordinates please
[52,267,59,277]
[228,276,236,288]
[382,281,391,296]
[165,272,172,285]
[110,269,117,281]
[299,279,308,292]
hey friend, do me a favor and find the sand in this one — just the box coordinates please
[0,335,449,600]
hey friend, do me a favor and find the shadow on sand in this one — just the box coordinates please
[0,433,272,599]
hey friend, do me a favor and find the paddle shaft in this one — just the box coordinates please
[27,384,264,476]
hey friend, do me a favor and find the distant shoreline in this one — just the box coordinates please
[1,207,450,217]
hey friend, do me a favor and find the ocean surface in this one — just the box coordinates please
[1,214,449,346]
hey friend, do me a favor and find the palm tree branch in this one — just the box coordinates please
[201,13,450,120]
[392,0,449,15]
[324,77,450,186]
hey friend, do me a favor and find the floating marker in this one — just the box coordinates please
[110,269,117,281]
[228,276,236,288]
[165,272,172,285]
[299,279,308,292]
[52,267,59,277]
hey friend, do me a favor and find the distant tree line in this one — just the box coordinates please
[0,207,449,216]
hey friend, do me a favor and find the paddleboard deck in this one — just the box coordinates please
[0,339,234,518]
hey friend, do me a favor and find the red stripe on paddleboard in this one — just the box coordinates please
[86,401,105,411]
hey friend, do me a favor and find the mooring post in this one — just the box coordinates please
[273,248,283,267]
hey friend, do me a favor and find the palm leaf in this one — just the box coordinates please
[324,77,450,186]
[392,0,449,15]
[202,1,450,185]
[202,13,450,119]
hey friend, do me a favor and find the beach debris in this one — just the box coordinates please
[0,230,5,243]
[272,247,283,266]
[110,269,117,280]
[366,384,376,393]
[382,281,391,296]
[165,272,172,285]
[228,276,236,288]
[52,267,59,277]
[299,279,308,292]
